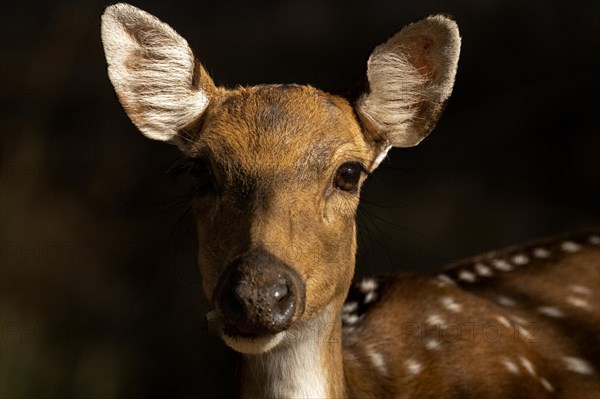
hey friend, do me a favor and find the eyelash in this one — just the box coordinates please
[333,161,369,192]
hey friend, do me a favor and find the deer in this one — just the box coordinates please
[100,3,600,398]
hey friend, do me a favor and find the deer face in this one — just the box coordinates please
[101,3,460,353]
[191,86,372,318]
[185,86,372,351]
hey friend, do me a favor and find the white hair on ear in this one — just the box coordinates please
[101,3,209,141]
[358,50,427,146]
[372,145,392,168]
[357,15,461,148]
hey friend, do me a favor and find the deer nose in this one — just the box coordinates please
[230,276,295,331]
[215,248,305,336]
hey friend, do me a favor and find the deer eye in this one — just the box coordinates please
[188,159,214,193]
[333,162,365,192]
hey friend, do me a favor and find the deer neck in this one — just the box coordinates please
[239,302,346,399]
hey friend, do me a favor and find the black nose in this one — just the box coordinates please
[215,248,305,336]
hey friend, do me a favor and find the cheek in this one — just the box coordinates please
[321,194,359,256]
[322,187,361,225]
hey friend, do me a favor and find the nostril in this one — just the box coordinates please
[268,279,296,327]
[268,279,289,303]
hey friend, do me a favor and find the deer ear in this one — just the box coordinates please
[355,15,460,149]
[101,3,216,142]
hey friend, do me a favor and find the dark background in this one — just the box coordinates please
[2,0,599,397]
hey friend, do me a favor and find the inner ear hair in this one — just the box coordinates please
[101,3,216,143]
[355,15,461,149]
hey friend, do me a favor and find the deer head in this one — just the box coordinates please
[101,3,460,355]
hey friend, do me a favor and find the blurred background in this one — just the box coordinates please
[2,0,599,397]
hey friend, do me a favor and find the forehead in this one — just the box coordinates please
[192,85,367,180]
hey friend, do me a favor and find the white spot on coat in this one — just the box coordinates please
[426,314,445,326]
[496,296,516,307]
[563,356,595,375]
[343,302,358,313]
[343,314,360,324]
[511,253,529,265]
[540,378,554,392]
[496,315,512,328]
[503,359,520,374]
[520,356,536,376]
[405,359,422,375]
[533,247,551,258]
[566,296,592,310]
[537,306,565,318]
[458,270,476,283]
[425,339,440,350]
[561,241,581,252]
[359,278,378,292]
[441,296,462,313]
[510,315,528,326]
[364,290,378,304]
[589,234,600,245]
[366,346,388,375]
[570,285,592,295]
[492,259,513,271]
[474,263,493,277]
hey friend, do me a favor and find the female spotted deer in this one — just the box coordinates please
[101,3,599,398]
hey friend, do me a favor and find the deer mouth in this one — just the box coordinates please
[222,329,286,354]
[207,309,287,354]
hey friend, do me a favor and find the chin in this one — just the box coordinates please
[222,330,286,354]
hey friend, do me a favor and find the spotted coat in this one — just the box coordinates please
[342,232,600,398]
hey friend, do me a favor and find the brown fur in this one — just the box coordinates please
[342,233,600,398]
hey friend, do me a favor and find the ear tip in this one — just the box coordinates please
[423,14,461,39]
[102,3,138,17]
[101,3,151,28]
[427,13,457,23]
[102,3,126,21]
[101,4,131,49]
[101,3,131,32]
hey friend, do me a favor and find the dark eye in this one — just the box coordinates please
[188,159,213,193]
[333,162,365,192]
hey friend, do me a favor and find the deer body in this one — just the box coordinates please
[342,233,599,398]
[101,4,599,398]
